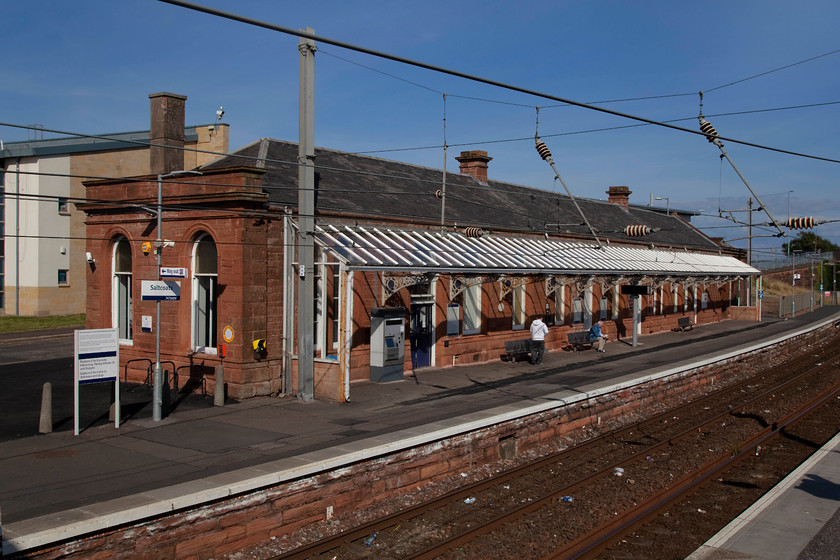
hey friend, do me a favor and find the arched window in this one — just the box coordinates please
[192,233,217,353]
[112,237,132,342]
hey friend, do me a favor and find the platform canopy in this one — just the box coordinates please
[314,224,759,278]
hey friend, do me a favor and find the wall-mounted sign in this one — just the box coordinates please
[141,280,181,301]
[160,267,188,278]
[223,325,234,343]
[142,315,152,332]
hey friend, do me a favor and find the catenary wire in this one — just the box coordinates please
[155,0,840,165]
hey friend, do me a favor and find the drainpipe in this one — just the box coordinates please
[282,211,294,394]
[16,158,20,315]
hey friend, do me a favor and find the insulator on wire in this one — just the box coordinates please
[785,217,815,229]
[463,226,484,238]
[698,118,719,143]
[535,139,552,161]
[624,225,653,237]
[435,189,444,199]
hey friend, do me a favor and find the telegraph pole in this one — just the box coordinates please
[297,28,316,400]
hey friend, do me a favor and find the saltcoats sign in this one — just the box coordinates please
[141,280,181,301]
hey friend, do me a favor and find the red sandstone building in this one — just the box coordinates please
[82,94,759,402]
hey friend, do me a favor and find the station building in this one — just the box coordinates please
[82,93,759,401]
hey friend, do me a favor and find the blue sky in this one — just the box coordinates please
[3,0,839,257]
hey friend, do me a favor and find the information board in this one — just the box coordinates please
[74,328,120,435]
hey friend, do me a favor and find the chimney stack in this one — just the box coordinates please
[606,186,632,208]
[456,150,492,183]
[149,92,187,175]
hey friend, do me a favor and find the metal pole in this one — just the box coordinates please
[632,295,639,348]
[154,174,164,422]
[748,197,753,305]
[153,170,201,421]
[810,251,814,311]
[297,28,317,400]
[791,253,796,317]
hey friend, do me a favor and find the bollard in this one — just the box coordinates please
[214,363,225,406]
[39,382,53,434]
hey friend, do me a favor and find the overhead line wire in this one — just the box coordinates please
[704,48,840,92]
[156,0,840,165]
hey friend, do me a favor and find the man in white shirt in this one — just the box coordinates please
[529,315,549,364]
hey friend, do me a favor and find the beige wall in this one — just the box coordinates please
[2,124,229,316]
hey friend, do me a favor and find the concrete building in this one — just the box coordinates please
[0,93,228,316]
[81,95,758,402]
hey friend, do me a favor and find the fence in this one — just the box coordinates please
[761,291,838,318]
[752,251,835,273]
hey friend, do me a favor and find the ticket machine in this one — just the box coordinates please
[370,307,406,382]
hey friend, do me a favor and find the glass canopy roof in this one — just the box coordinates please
[314,224,758,278]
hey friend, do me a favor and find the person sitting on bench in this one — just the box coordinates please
[589,320,609,353]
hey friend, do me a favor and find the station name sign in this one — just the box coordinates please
[141,280,181,301]
[620,285,652,296]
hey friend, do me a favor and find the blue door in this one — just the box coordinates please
[410,304,433,369]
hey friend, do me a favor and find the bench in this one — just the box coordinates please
[677,317,694,332]
[504,339,532,362]
[568,331,595,351]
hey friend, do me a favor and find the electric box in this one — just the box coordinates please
[370,307,406,383]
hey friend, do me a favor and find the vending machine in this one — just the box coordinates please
[370,307,406,382]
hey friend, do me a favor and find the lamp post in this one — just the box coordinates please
[153,170,202,422]
[655,196,670,216]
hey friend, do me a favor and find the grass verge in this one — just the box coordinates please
[0,314,85,334]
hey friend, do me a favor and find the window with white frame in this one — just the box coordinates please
[315,260,341,358]
[112,237,132,342]
[313,260,323,352]
[463,283,481,335]
[554,284,565,325]
[573,297,582,323]
[331,266,340,350]
[192,234,217,353]
[512,284,526,330]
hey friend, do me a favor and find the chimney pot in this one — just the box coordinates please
[455,150,492,183]
[607,185,632,208]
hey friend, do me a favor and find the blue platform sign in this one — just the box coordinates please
[141,280,181,301]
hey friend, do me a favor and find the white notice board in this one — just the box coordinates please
[74,328,120,435]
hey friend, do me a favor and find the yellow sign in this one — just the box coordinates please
[223,325,234,343]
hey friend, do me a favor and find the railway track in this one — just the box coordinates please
[263,335,840,560]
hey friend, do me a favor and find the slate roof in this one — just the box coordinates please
[201,138,722,252]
